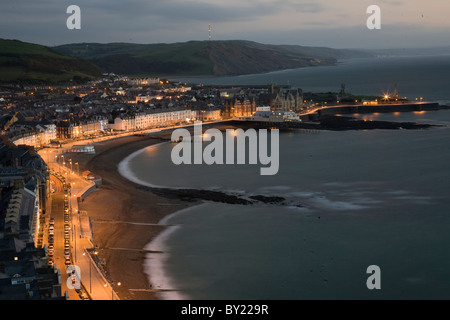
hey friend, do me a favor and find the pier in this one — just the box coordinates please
[233,102,449,130]
[300,101,445,120]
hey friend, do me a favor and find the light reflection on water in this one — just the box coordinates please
[124,110,450,300]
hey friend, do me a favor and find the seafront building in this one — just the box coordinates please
[0,79,310,301]
[222,97,257,119]
[56,118,108,140]
[1,71,440,300]
[111,108,197,131]
[1,77,313,148]
[8,120,56,149]
[269,85,304,112]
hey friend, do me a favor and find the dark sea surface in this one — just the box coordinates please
[173,54,450,105]
[121,55,450,299]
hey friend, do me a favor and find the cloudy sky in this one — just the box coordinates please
[1,0,450,49]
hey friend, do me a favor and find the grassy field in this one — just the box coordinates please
[0,39,103,83]
[54,41,214,76]
[56,42,213,76]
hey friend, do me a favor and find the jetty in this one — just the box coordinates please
[233,102,450,130]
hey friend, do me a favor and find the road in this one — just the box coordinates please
[48,175,81,300]
[37,121,228,300]
[41,152,120,300]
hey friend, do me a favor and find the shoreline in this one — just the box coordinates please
[143,202,210,300]
[75,124,259,300]
[73,109,449,300]
[76,134,197,300]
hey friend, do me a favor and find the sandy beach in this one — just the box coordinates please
[74,133,195,300]
[73,125,248,300]
[50,112,449,300]
[70,122,330,300]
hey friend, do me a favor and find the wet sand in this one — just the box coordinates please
[75,133,195,300]
[73,125,246,300]
[71,123,291,300]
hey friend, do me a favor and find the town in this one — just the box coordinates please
[0,75,316,150]
[0,74,444,299]
[0,74,325,299]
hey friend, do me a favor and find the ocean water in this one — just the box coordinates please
[173,55,450,105]
[120,55,450,300]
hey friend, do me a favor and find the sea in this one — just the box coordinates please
[119,54,450,300]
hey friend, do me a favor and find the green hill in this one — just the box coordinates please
[54,41,214,77]
[0,39,103,84]
[54,40,372,77]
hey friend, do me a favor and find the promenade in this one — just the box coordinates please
[40,141,123,300]
[36,104,446,300]
[37,122,230,300]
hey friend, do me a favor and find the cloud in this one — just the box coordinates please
[378,0,405,5]
[294,2,325,13]
[0,0,449,48]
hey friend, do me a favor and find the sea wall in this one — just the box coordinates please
[78,183,97,202]
[303,102,445,121]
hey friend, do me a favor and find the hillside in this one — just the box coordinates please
[0,39,103,84]
[54,40,372,77]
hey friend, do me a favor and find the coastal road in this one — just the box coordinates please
[54,162,118,300]
[41,137,133,300]
[37,121,228,300]
[48,175,80,300]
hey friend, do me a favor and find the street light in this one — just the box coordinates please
[111,281,121,300]
[83,250,92,294]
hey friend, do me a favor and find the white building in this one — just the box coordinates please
[128,77,160,86]
[110,108,195,131]
[108,116,137,131]
[12,123,57,148]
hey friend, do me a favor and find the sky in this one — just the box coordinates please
[1,0,450,49]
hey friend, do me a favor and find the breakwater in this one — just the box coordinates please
[305,102,446,120]
[237,102,448,131]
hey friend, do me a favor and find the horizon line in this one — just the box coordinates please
[3,37,450,52]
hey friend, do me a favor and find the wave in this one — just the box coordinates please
[117,142,180,189]
[143,203,209,300]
